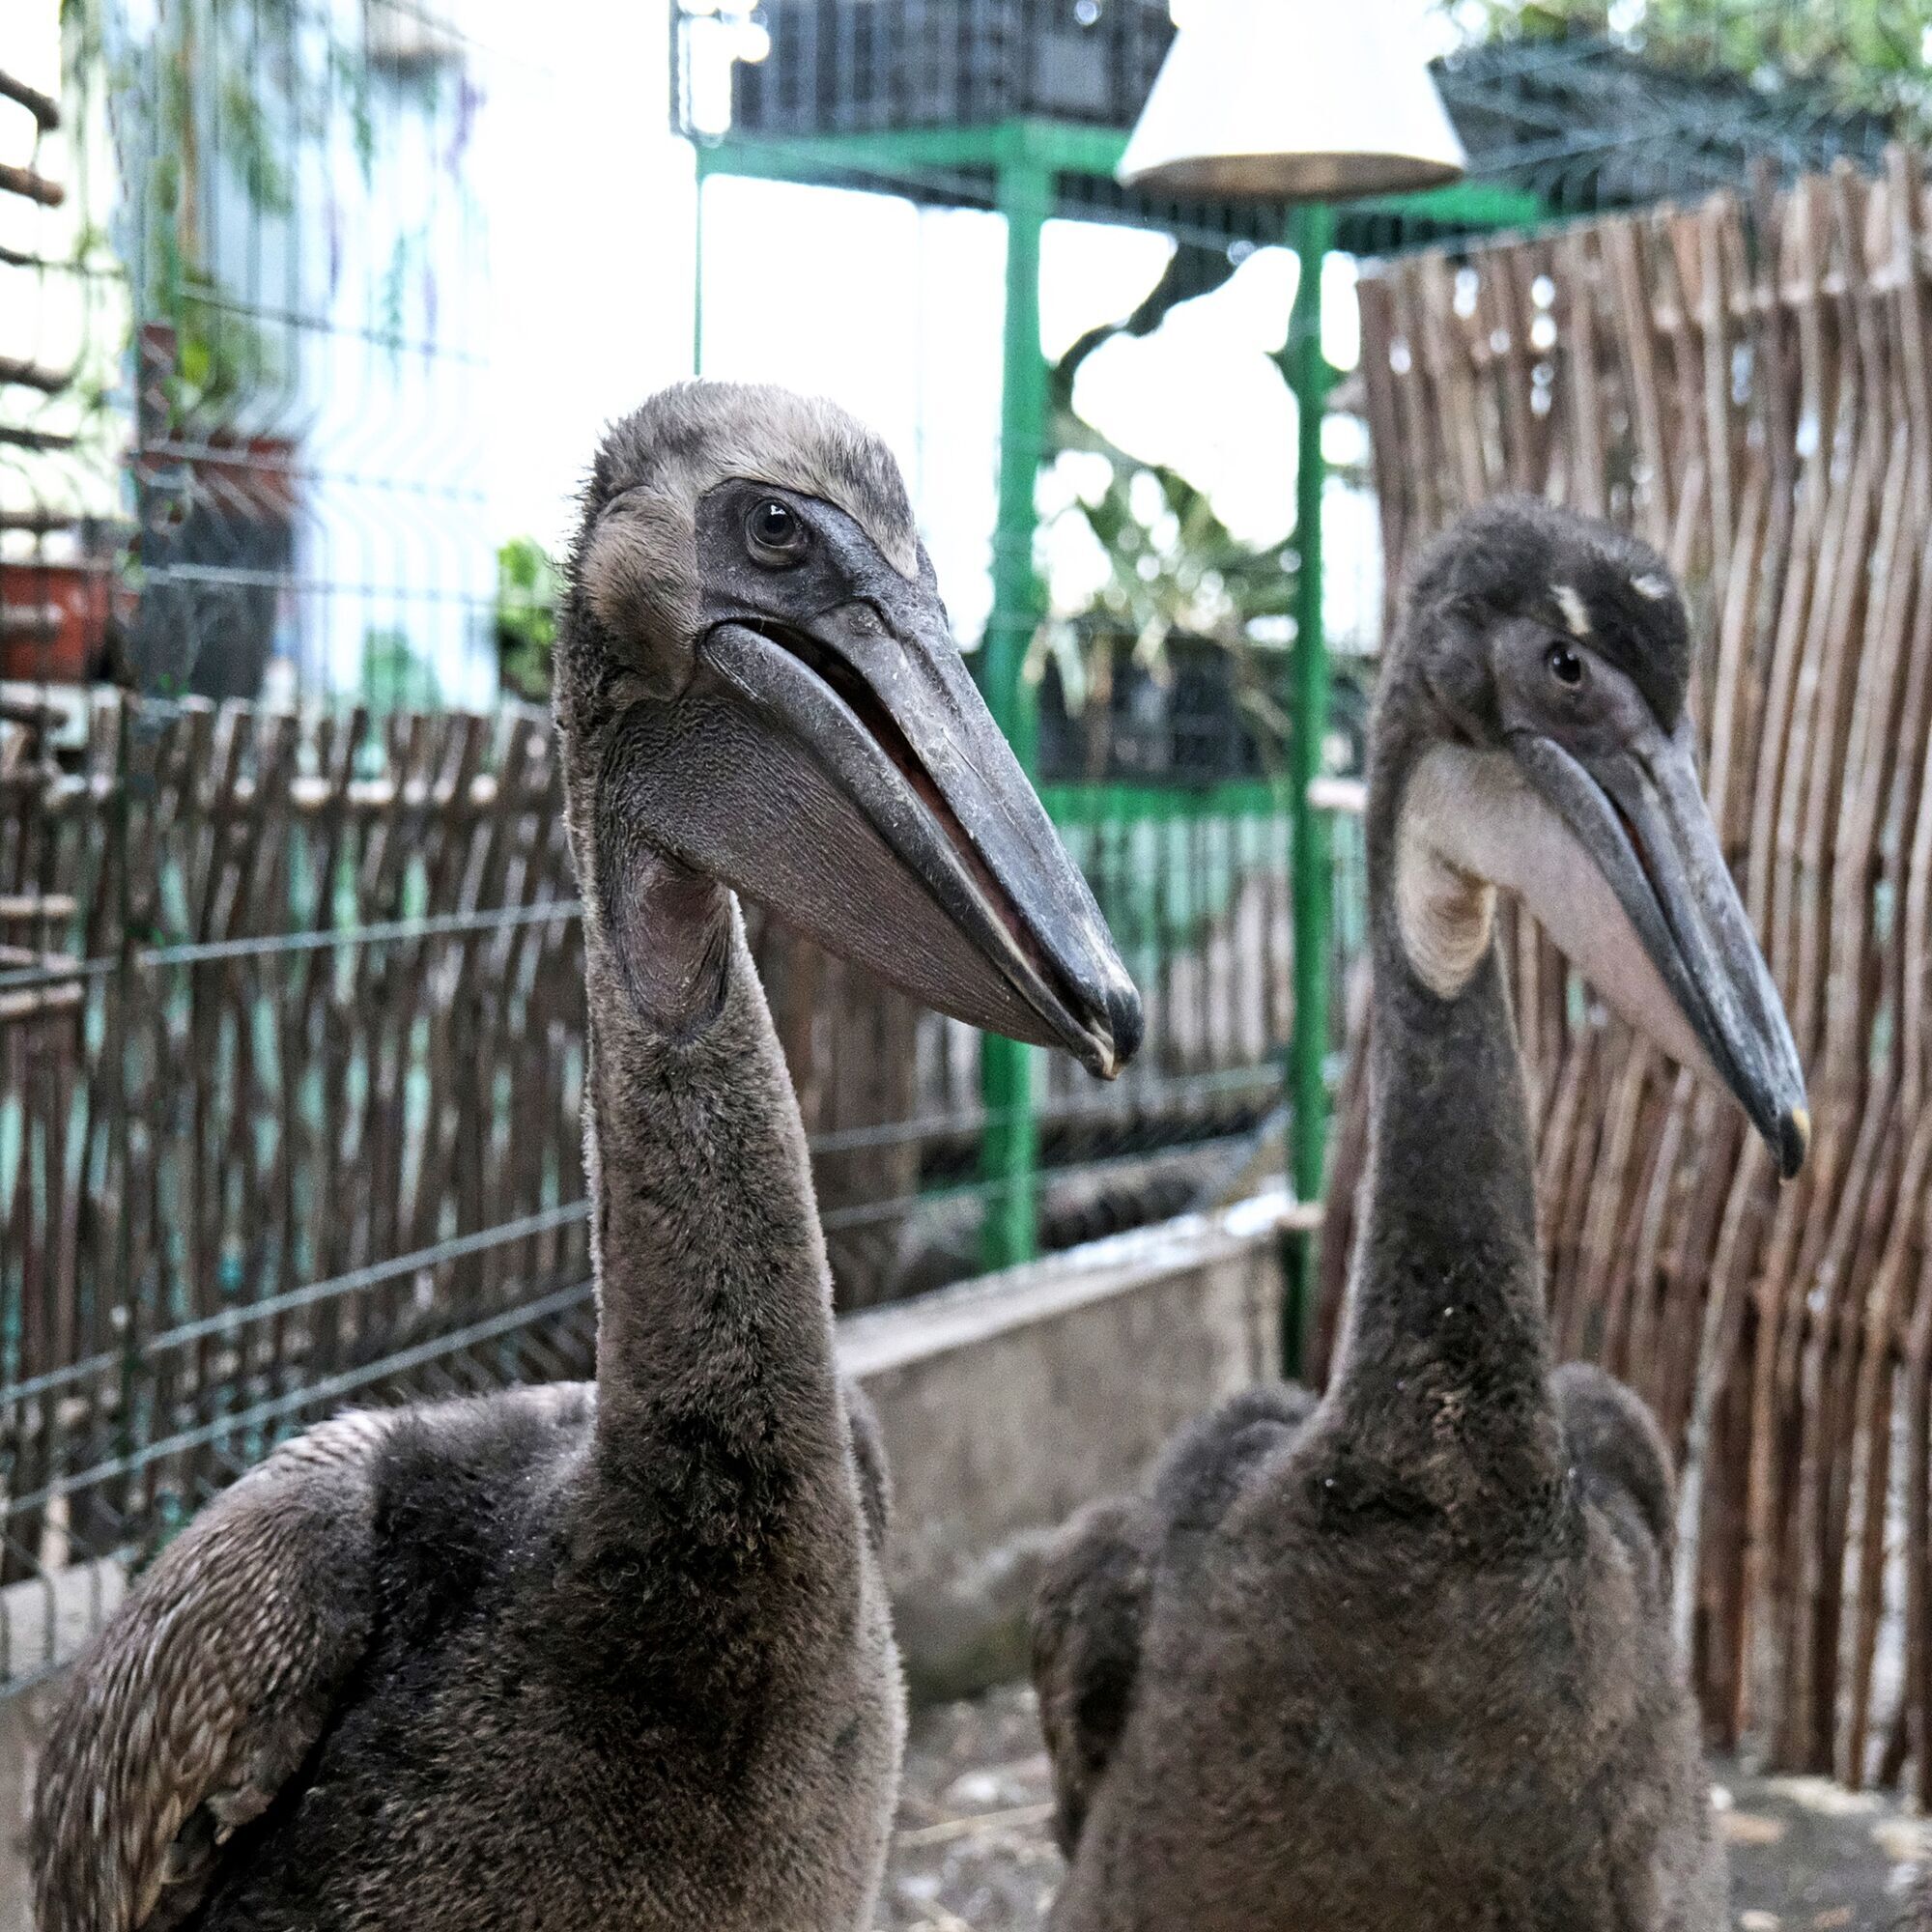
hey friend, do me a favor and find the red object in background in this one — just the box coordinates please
[0,431,298,693]
[189,433,299,519]
[0,561,113,684]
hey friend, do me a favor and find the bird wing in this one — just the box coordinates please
[1030,1494,1156,1855]
[1551,1360,1674,1578]
[32,1407,393,1932]
[1148,1382,1317,1534]
[1031,1382,1314,1855]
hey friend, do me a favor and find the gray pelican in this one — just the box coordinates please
[33,381,1141,1932]
[1032,498,1806,1931]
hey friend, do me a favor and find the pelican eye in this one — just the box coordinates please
[1545,640,1584,688]
[747,497,806,562]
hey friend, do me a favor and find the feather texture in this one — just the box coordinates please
[33,1409,390,1932]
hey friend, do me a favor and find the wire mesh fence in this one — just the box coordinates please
[0,1,563,1686]
[4,0,508,704]
[0,684,1309,1691]
[677,0,1910,257]
[115,0,495,711]
[0,694,588,1673]
[2,15,123,697]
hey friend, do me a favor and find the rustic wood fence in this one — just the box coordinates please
[0,696,596,1633]
[0,691,1293,1686]
[1323,152,1932,1799]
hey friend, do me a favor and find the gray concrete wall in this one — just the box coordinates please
[839,1189,1292,1700]
[0,1193,1293,1921]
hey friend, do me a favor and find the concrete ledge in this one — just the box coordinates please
[838,1190,1293,1701]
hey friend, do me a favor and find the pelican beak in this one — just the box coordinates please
[600,555,1142,1080]
[1510,721,1808,1178]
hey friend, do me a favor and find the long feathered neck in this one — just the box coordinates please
[562,714,852,1574]
[1322,674,1565,1530]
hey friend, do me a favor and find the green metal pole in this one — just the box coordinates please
[1284,202,1335,1377]
[980,143,1049,1273]
[692,150,706,376]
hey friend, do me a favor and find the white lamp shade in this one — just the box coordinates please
[1118,0,1467,203]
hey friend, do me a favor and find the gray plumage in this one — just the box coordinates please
[1034,502,1746,1931]
[32,384,933,1932]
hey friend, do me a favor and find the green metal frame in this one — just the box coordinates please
[693,119,1132,195]
[1283,201,1334,1377]
[978,150,1051,1272]
[687,115,1528,1290]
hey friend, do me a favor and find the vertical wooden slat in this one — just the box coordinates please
[1330,153,1932,1792]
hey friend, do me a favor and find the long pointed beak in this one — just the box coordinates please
[602,587,1141,1079]
[1513,723,1808,1178]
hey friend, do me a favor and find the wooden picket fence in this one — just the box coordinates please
[0,689,1294,1683]
[1323,151,1932,1798]
[0,696,597,1612]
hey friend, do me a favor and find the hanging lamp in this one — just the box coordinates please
[1118,0,1466,201]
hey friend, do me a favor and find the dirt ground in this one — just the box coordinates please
[879,1684,1932,1932]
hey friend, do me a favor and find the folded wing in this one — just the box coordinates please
[32,1409,392,1932]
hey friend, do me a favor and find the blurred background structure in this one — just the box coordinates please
[4,0,1932,1834]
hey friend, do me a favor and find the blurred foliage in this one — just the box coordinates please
[495,537,559,701]
[63,0,454,420]
[1053,459,1296,656]
[359,627,441,715]
[1446,0,1932,132]
[1037,241,1296,767]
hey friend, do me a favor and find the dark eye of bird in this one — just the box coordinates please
[748,498,802,555]
[1546,640,1584,688]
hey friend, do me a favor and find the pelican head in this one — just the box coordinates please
[1381,497,1807,1178]
[554,380,1142,1079]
